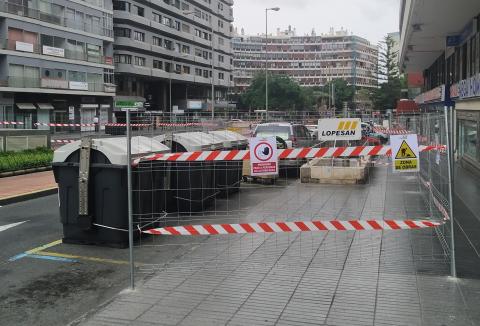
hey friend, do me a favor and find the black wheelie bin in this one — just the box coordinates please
[52,136,170,247]
[154,132,223,213]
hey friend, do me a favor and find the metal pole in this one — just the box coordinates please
[169,57,173,116]
[265,8,268,121]
[126,109,135,289]
[211,19,215,120]
[444,105,456,278]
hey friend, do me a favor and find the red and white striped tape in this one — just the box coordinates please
[0,121,24,125]
[157,122,202,127]
[105,123,151,127]
[373,127,411,135]
[35,122,96,127]
[143,219,444,236]
[135,145,445,164]
[419,176,450,221]
[51,139,76,144]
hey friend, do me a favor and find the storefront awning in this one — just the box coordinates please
[16,103,36,110]
[37,103,54,110]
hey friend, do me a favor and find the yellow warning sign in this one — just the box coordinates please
[394,159,418,171]
[395,140,417,159]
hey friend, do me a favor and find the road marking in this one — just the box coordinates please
[0,221,28,233]
[25,239,62,255]
[8,239,62,262]
[28,254,76,263]
[37,251,134,265]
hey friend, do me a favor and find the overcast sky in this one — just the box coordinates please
[233,0,400,44]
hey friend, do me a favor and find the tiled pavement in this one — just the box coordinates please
[78,167,480,326]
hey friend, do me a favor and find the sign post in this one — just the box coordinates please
[390,134,420,173]
[249,137,278,176]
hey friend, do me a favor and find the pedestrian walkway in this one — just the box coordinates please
[77,167,480,326]
[0,171,57,203]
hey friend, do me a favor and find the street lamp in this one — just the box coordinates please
[184,10,215,120]
[265,7,280,121]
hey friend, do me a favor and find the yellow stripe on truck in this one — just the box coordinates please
[351,121,358,130]
[338,121,345,130]
[344,121,351,130]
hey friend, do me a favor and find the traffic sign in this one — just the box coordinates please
[391,134,420,173]
[249,137,278,176]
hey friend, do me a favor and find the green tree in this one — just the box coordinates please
[323,79,355,108]
[371,35,402,112]
[240,73,313,111]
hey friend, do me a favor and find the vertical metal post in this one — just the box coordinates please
[211,18,215,120]
[169,57,173,115]
[444,105,456,278]
[126,109,135,289]
[265,9,268,122]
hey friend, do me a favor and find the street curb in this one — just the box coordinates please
[0,166,52,178]
[0,187,58,206]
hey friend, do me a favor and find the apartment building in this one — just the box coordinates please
[112,0,234,113]
[232,27,378,93]
[0,0,115,130]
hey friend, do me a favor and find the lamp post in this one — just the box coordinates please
[265,7,280,121]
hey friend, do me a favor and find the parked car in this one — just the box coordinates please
[253,122,314,148]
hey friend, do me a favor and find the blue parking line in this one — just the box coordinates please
[8,253,28,262]
[28,254,77,263]
[8,252,77,263]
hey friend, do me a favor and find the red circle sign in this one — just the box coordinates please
[254,142,274,162]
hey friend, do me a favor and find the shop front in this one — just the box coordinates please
[452,79,480,173]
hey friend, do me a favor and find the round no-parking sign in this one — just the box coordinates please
[249,137,278,176]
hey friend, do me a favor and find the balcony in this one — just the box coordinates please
[0,1,113,38]
[0,39,114,66]
[5,76,115,93]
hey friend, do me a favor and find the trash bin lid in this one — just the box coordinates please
[53,136,170,165]
[209,130,248,147]
[154,132,223,152]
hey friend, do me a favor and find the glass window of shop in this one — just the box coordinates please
[459,119,479,162]
[0,105,14,128]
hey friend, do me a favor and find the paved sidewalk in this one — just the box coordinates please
[0,171,57,203]
[77,167,480,326]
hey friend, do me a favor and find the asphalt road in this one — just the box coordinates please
[0,195,130,326]
[0,182,280,326]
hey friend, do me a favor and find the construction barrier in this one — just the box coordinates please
[0,121,24,125]
[135,144,446,165]
[373,127,411,135]
[143,219,444,236]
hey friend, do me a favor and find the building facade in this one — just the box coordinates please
[232,27,378,93]
[112,0,234,113]
[399,0,480,278]
[0,0,116,131]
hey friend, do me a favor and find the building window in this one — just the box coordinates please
[181,2,189,10]
[218,55,224,63]
[104,68,114,84]
[165,62,172,72]
[203,70,209,78]
[218,72,224,79]
[153,36,162,46]
[459,119,478,161]
[134,56,146,66]
[153,60,163,69]
[174,21,181,31]
[175,64,181,73]
[218,37,224,45]
[114,54,132,64]
[183,66,190,74]
[162,16,172,27]
[164,39,173,50]
[114,27,131,37]
[182,45,190,54]
[133,5,144,17]
[195,68,202,76]
[113,0,130,11]
[153,12,161,23]
[133,31,145,42]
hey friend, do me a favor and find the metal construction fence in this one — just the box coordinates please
[85,111,456,292]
